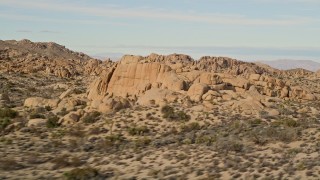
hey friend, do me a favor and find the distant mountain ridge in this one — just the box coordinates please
[257,59,320,72]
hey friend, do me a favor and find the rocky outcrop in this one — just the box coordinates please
[87,54,317,112]
[187,83,209,102]
[90,96,131,113]
[87,55,186,99]
[196,56,268,75]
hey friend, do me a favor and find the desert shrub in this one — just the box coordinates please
[57,108,68,116]
[0,117,11,130]
[271,118,300,128]
[104,134,125,146]
[0,108,18,118]
[161,105,174,117]
[175,111,191,121]
[95,134,127,152]
[195,135,216,146]
[215,137,244,153]
[0,158,24,170]
[45,106,52,111]
[276,128,299,143]
[262,126,299,143]
[68,125,85,137]
[180,122,201,132]
[82,111,101,124]
[249,119,264,127]
[127,126,150,136]
[73,88,85,94]
[52,155,84,170]
[161,105,190,122]
[63,167,102,180]
[29,113,45,119]
[249,131,268,146]
[47,116,60,128]
[134,137,152,148]
[283,118,300,127]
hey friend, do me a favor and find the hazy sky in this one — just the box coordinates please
[1,0,320,61]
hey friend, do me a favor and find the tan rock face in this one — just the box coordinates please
[187,83,209,102]
[87,54,317,109]
[24,97,60,108]
[87,67,116,100]
[87,56,186,99]
[27,118,47,127]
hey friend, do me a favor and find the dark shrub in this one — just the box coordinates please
[82,111,101,124]
[29,113,46,119]
[0,108,18,118]
[0,117,11,130]
[128,126,150,136]
[161,105,190,122]
[64,167,104,180]
[47,116,60,128]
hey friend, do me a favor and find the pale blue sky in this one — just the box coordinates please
[0,0,320,61]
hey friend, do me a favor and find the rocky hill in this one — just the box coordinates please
[1,40,320,179]
[0,39,114,77]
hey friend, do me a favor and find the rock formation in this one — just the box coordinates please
[85,54,317,114]
[0,39,115,77]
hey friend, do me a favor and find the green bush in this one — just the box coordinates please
[181,122,201,132]
[195,135,216,146]
[283,118,300,127]
[271,118,299,128]
[29,113,46,119]
[0,108,18,118]
[0,117,11,130]
[63,167,100,180]
[82,111,101,124]
[45,106,52,111]
[134,137,152,148]
[249,119,263,127]
[128,126,150,136]
[47,116,60,128]
[161,105,174,115]
[161,105,190,122]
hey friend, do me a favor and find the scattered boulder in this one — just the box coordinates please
[249,74,261,81]
[187,83,209,102]
[27,118,47,127]
[24,97,60,108]
[59,89,74,99]
[137,88,180,106]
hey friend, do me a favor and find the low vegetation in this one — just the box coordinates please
[161,105,191,122]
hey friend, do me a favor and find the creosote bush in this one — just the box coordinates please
[180,122,201,132]
[29,113,45,119]
[127,126,150,136]
[47,115,60,128]
[0,108,17,131]
[161,105,190,122]
[82,111,101,124]
[0,108,18,118]
[0,117,11,130]
[63,167,101,180]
